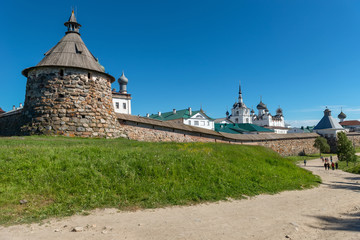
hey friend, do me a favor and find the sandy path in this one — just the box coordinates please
[1,158,360,240]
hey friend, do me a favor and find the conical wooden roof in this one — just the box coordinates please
[35,33,104,72]
[22,11,114,82]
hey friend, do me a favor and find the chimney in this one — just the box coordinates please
[19,103,23,108]
[173,109,176,114]
[188,107,192,115]
[146,113,150,117]
[158,112,161,116]
[12,105,15,110]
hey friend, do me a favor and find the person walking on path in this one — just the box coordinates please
[327,163,331,170]
[304,160,307,166]
[335,162,338,169]
[324,162,327,170]
[330,155,333,163]
[331,162,335,170]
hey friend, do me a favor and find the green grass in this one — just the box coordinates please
[356,146,360,153]
[338,156,360,174]
[0,136,321,225]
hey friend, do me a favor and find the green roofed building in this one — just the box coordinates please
[147,107,215,130]
[215,123,274,134]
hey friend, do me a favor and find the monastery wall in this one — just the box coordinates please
[344,132,360,147]
[0,111,24,136]
[117,114,319,156]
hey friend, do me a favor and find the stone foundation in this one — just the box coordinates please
[21,67,120,138]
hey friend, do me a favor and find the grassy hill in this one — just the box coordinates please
[0,136,320,225]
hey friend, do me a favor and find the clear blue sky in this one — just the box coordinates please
[1,0,359,127]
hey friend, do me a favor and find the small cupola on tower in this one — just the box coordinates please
[324,107,331,116]
[64,10,82,34]
[118,72,129,94]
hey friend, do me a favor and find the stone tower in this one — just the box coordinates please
[21,11,120,138]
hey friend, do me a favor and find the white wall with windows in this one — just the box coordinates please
[183,112,214,130]
[112,98,131,114]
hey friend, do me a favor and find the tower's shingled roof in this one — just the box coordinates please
[22,11,114,81]
[35,33,104,72]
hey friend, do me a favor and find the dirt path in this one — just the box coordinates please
[1,158,360,240]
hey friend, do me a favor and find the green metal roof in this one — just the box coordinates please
[215,123,274,134]
[148,109,214,121]
[300,126,314,133]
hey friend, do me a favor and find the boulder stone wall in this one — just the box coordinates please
[21,67,120,138]
[258,138,318,156]
[0,111,24,136]
[119,121,318,156]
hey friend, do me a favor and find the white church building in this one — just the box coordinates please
[224,82,287,134]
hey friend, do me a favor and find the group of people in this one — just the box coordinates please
[321,156,338,170]
[303,156,339,170]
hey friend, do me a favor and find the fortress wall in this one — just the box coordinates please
[345,132,360,148]
[258,138,318,156]
[21,67,120,138]
[117,115,319,156]
[0,111,24,136]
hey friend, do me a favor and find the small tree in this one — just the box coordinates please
[337,132,356,166]
[314,136,330,156]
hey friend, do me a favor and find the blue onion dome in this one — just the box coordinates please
[257,101,267,110]
[118,72,128,84]
[338,111,346,119]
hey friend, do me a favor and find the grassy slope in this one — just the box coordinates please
[0,136,320,225]
[338,156,360,174]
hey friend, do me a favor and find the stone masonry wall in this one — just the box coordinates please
[346,132,360,148]
[119,121,318,156]
[258,138,318,156]
[21,67,120,138]
[0,111,24,136]
[120,122,219,143]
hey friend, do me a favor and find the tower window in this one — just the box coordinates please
[116,102,119,109]
[123,103,126,109]
[88,72,92,79]
[60,69,64,77]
